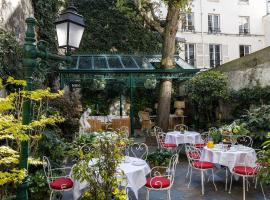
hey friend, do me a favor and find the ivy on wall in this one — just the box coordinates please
[75,0,161,53]
[0,30,22,79]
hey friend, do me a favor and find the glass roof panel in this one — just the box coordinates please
[107,56,123,69]
[132,56,154,69]
[121,56,139,69]
[78,56,92,69]
[93,56,108,69]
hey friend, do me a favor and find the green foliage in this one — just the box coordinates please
[231,86,270,118]
[146,148,173,167]
[72,131,129,200]
[185,71,229,127]
[28,170,48,200]
[0,77,64,198]
[240,105,270,140]
[75,0,161,53]
[258,134,270,185]
[0,31,22,79]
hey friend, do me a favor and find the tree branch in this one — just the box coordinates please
[134,0,164,34]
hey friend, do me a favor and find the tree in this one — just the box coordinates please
[0,77,64,197]
[132,0,190,130]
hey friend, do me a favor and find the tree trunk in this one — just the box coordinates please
[157,2,180,131]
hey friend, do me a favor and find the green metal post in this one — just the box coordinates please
[120,94,123,117]
[129,74,135,137]
[16,17,37,200]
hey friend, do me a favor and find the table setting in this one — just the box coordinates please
[165,130,203,145]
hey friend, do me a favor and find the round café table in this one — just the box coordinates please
[165,131,203,145]
[71,156,151,200]
[200,144,257,170]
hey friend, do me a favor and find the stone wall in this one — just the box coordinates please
[214,46,270,91]
[0,0,34,42]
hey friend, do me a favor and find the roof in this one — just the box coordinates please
[65,54,199,72]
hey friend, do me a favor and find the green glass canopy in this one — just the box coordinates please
[59,54,199,136]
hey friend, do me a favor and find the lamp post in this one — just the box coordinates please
[16,5,85,200]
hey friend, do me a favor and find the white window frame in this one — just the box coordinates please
[209,44,222,68]
[208,14,220,33]
[181,13,195,32]
[239,45,251,57]
[239,16,250,34]
[185,43,196,66]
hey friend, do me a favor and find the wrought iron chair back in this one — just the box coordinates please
[237,135,253,147]
[119,126,129,138]
[156,132,167,149]
[174,124,188,131]
[153,126,163,134]
[200,132,209,144]
[185,145,201,167]
[43,156,53,183]
[129,143,149,160]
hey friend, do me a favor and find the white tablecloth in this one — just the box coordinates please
[200,145,257,170]
[71,157,150,200]
[165,131,203,145]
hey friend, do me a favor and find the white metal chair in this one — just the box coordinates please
[129,142,149,160]
[174,124,188,132]
[119,126,129,139]
[192,131,208,149]
[145,154,179,200]
[43,156,73,200]
[236,135,253,147]
[156,132,178,152]
[185,145,217,195]
[228,154,266,200]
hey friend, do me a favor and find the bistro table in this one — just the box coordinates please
[71,156,151,200]
[165,130,203,145]
[200,144,257,170]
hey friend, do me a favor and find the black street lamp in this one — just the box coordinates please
[55,5,86,52]
[16,4,85,200]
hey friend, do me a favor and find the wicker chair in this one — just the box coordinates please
[138,111,155,134]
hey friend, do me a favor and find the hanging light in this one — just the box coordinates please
[55,5,85,50]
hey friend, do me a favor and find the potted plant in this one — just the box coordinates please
[146,149,173,169]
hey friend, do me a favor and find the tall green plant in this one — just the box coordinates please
[185,71,229,127]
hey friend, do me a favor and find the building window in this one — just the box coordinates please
[239,0,249,4]
[185,44,196,66]
[239,45,251,57]
[209,44,221,67]
[181,13,195,31]
[239,16,250,34]
[208,14,220,33]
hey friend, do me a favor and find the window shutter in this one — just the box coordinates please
[222,45,229,64]
[196,43,204,68]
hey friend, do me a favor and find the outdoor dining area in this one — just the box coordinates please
[42,121,269,200]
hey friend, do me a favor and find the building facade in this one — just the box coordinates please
[160,0,270,69]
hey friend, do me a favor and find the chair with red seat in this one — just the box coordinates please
[185,145,217,195]
[145,154,178,200]
[43,156,74,200]
[156,132,178,153]
[192,132,208,149]
[229,154,266,200]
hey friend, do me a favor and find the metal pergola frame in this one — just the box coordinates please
[59,54,199,136]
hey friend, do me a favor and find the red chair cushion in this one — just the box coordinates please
[162,143,177,148]
[193,161,214,169]
[145,176,171,189]
[189,152,200,159]
[193,143,206,148]
[233,166,258,175]
[49,177,73,190]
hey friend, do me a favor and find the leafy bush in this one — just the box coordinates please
[28,170,48,200]
[239,105,270,145]
[258,134,270,185]
[146,148,173,167]
[185,71,229,128]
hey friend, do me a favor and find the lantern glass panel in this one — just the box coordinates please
[68,23,84,48]
[56,22,68,47]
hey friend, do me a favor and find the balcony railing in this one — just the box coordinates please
[239,27,250,35]
[208,27,221,34]
[182,25,195,32]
